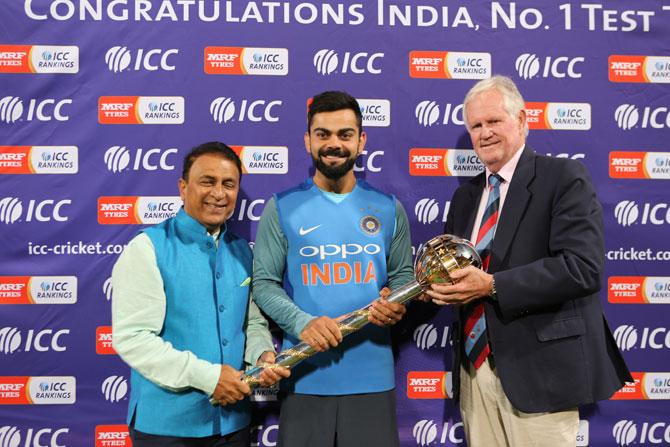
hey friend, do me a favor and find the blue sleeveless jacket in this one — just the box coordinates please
[128,209,251,437]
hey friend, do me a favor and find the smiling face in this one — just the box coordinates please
[305,109,366,182]
[465,89,526,173]
[178,153,240,232]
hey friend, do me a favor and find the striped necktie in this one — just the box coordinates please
[464,173,502,369]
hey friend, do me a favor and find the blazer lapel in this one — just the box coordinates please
[489,147,536,272]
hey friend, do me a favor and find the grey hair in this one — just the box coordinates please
[463,75,529,136]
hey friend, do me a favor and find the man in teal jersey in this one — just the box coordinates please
[112,142,289,447]
[252,91,414,446]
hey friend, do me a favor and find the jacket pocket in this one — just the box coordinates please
[536,317,585,342]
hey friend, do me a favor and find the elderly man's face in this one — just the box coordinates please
[465,89,526,173]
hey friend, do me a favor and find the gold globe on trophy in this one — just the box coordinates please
[242,234,481,388]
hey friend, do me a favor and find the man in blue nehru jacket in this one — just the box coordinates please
[252,91,415,446]
[112,142,289,447]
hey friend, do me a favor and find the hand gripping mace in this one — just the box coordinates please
[242,234,481,388]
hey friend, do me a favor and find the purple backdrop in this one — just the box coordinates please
[1,1,669,446]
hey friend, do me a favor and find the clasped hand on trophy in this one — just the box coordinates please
[211,351,290,406]
[421,265,494,306]
[299,287,406,352]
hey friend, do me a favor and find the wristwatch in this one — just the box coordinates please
[490,275,498,300]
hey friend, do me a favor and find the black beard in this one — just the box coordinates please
[312,149,358,180]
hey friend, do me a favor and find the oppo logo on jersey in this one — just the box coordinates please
[299,243,381,286]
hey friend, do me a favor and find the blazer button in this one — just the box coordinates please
[215,272,222,279]
[221,339,228,347]
[218,304,225,312]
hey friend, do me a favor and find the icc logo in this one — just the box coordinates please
[614,200,639,227]
[353,150,384,173]
[313,49,383,75]
[414,420,438,446]
[235,199,266,222]
[0,197,71,224]
[0,96,72,123]
[104,146,178,172]
[0,426,69,447]
[413,324,438,350]
[415,101,463,127]
[614,200,670,226]
[414,199,450,225]
[613,420,670,445]
[515,53,584,79]
[210,97,282,123]
[413,419,464,445]
[413,324,451,350]
[103,277,113,301]
[614,324,670,351]
[615,104,670,130]
[105,46,178,72]
[0,327,70,354]
[101,375,128,403]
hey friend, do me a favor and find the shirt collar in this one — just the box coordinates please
[175,208,227,241]
[485,144,525,184]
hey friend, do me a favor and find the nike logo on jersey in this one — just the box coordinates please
[299,224,322,236]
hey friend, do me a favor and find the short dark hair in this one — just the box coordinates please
[181,141,242,181]
[307,91,362,132]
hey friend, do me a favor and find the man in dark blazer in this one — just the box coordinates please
[426,76,631,446]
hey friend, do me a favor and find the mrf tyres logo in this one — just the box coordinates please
[615,104,670,130]
[608,276,670,304]
[98,196,181,225]
[105,46,178,72]
[0,44,78,73]
[514,53,584,79]
[101,376,128,403]
[210,97,282,124]
[609,151,670,180]
[614,200,670,226]
[609,55,670,83]
[98,96,184,124]
[525,102,591,130]
[407,371,452,399]
[104,146,178,172]
[0,376,75,404]
[410,149,483,177]
[0,146,78,174]
[409,51,491,79]
[612,372,670,400]
[0,96,72,123]
[204,47,288,76]
[0,197,71,224]
[313,49,383,75]
[95,424,131,447]
[0,276,77,305]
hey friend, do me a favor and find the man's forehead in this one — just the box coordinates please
[310,110,359,130]
[190,156,239,178]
